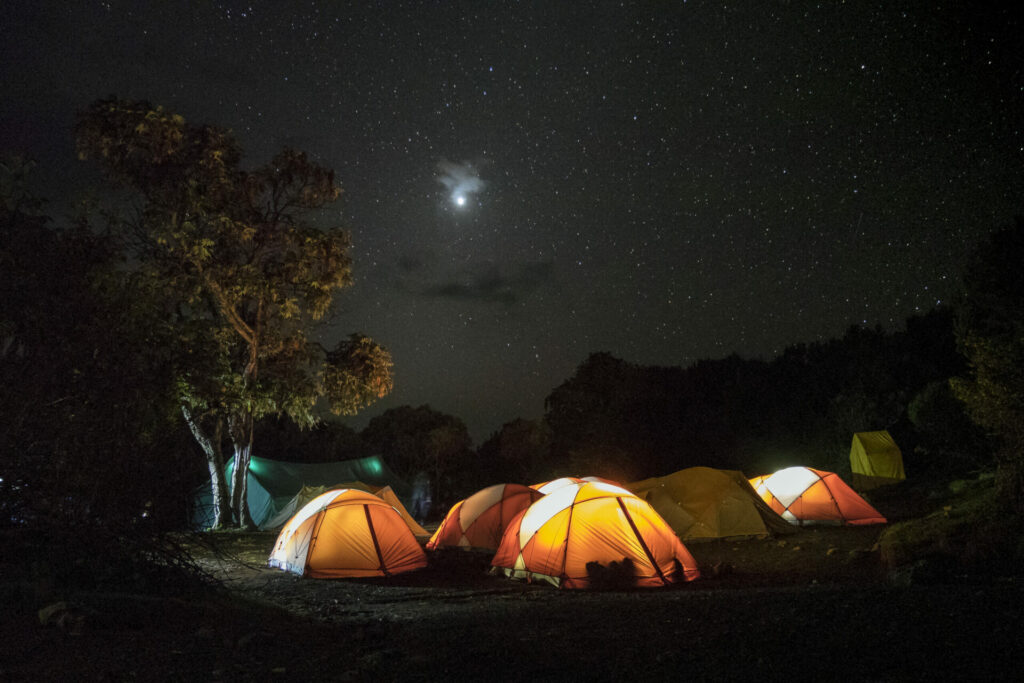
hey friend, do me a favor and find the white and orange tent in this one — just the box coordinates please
[427,483,544,551]
[268,488,427,578]
[262,481,429,538]
[530,475,620,495]
[491,481,700,589]
[749,466,887,526]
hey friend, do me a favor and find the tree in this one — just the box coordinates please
[254,415,364,463]
[952,217,1024,510]
[1,156,204,590]
[75,98,393,528]
[476,418,552,484]
[360,405,474,514]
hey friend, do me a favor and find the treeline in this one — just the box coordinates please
[253,306,991,516]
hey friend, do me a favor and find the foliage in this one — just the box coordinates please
[1,155,208,593]
[952,216,1024,510]
[542,309,964,480]
[74,97,393,527]
[907,380,992,478]
[254,415,365,463]
[878,473,1023,577]
[476,418,552,484]
[360,405,474,514]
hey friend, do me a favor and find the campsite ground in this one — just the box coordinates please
[4,488,1023,681]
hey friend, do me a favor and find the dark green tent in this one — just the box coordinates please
[192,454,409,529]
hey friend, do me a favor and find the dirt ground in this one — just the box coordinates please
[4,511,1023,681]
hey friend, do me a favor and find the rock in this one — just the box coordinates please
[38,601,88,636]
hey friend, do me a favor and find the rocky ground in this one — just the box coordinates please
[3,504,1023,681]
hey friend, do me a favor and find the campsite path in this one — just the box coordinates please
[194,529,1024,680]
[6,525,1023,680]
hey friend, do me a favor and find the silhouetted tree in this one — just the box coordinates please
[476,418,552,484]
[75,98,393,528]
[952,216,1024,510]
[360,405,474,514]
[908,380,992,478]
[1,156,202,590]
[254,416,365,463]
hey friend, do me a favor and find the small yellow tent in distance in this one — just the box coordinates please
[850,430,905,491]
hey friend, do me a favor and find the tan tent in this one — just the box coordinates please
[262,481,429,538]
[268,488,427,578]
[491,481,700,589]
[850,430,905,490]
[627,467,794,542]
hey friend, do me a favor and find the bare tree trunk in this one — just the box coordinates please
[229,411,257,530]
[181,405,231,528]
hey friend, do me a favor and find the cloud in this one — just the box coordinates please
[425,261,553,306]
[436,159,487,203]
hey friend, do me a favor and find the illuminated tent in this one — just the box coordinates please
[627,467,794,541]
[191,455,409,529]
[749,467,887,526]
[530,475,619,495]
[262,482,429,537]
[491,481,700,589]
[268,488,427,578]
[850,430,905,491]
[427,483,544,551]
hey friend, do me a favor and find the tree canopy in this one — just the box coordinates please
[75,98,393,527]
[953,217,1024,509]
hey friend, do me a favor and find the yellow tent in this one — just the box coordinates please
[850,430,905,491]
[627,467,794,542]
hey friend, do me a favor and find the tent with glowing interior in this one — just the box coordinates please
[849,430,906,491]
[191,454,411,530]
[491,481,700,589]
[262,481,429,538]
[427,483,544,551]
[530,475,621,495]
[268,488,427,578]
[626,467,794,542]
[749,466,887,526]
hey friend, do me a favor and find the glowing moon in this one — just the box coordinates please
[455,195,466,206]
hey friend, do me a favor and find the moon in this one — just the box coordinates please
[437,160,486,209]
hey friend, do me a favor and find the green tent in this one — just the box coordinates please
[192,455,410,529]
[850,430,905,490]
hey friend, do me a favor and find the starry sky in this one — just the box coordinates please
[3,1,1022,442]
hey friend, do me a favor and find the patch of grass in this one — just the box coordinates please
[878,472,1024,576]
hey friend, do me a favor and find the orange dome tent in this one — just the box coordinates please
[491,481,700,589]
[530,475,620,495]
[262,482,429,538]
[749,466,887,526]
[427,483,544,551]
[268,488,427,578]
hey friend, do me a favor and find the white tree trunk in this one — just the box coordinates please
[181,405,231,528]
[229,412,256,530]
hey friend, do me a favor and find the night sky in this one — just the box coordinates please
[3,2,1022,442]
